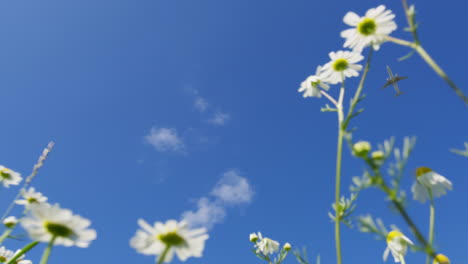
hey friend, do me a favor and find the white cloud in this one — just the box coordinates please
[181,198,226,230]
[194,97,209,112]
[145,127,184,152]
[209,111,230,126]
[181,170,253,229]
[212,170,254,204]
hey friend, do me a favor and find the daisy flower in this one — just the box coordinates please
[15,187,48,206]
[130,219,209,263]
[298,66,330,98]
[383,230,413,263]
[21,203,97,247]
[3,216,18,228]
[412,167,452,203]
[341,5,397,51]
[321,50,364,84]
[0,166,22,188]
[0,246,32,264]
[253,233,280,256]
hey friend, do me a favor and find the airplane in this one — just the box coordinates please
[382,65,408,96]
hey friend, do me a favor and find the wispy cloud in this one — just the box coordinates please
[209,111,230,126]
[181,169,254,229]
[194,97,209,112]
[145,127,185,153]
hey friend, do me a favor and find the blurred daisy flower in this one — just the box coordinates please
[21,203,97,247]
[130,219,209,263]
[3,216,18,228]
[253,232,280,256]
[341,5,397,51]
[298,66,330,98]
[321,51,363,84]
[0,246,32,264]
[0,166,22,188]
[16,187,48,206]
[383,230,413,263]
[412,167,452,203]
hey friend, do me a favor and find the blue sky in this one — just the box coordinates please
[0,0,467,263]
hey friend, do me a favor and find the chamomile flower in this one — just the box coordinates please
[0,166,22,188]
[321,51,364,84]
[412,167,452,203]
[298,66,330,98]
[383,230,413,263]
[254,233,280,256]
[130,219,209,263]
[16,187,48,206]
[341,5,397,51]
[3,216,18,228]
[0,246,32,264]
[21,203,97,247]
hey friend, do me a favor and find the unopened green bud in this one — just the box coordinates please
[371,150,384,160]
[283,242,292,251]
[353,141,371,158]
[3,216,17,228]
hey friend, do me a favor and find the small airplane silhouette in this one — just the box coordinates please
[382,65,408,96]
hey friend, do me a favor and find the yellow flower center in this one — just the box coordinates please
[158,231,186,247]
[357,18,377,36]
[27,197,38,203]
[44,221,74,238]
[386,230,403,243]
[332,59,349,72]
[0,256,7,262]
[416,167,433,178]
[433,254,450,264]
[0,169,12,180]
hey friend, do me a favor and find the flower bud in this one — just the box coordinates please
[283,242,292,251]
[3,216,17,228]
[249,233,259,243]
[433,254,450,264]
[353,141,371,158]
[371,150,384,160]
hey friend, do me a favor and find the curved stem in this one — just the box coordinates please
[426,195,435,264]
[6,241,40,264]
[39,236,56,264]
[157,245,171,264]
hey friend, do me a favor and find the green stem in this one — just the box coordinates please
[39,236,56,264]
[385,36,468,106]
[334,83,345,264]
[0,228,13,245]
[414,45,468,105]
[6,241,40,264]
[426,195,435,264]
[157,245,171,264]
[400,255,407,264]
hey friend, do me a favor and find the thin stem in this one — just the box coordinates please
[39,236,56,264]
[401,0,420,44]
[343,48,374,129]
[1,142,54,222]
[384,36,416,48]
[414,45,468,105]
[400,255,407,264]
[0,228,13,245]
[320,91,338,106]
[334,80,345,264]
[6,241,40,264]
[157,245,171,264]
[426,195,435,264]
